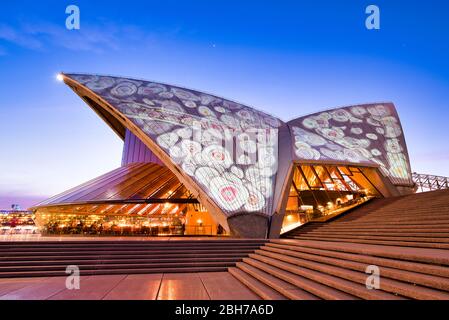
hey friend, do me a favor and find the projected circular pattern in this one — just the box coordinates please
[69,74,412,213]
[71,74,280,215]
[292,104,410,182]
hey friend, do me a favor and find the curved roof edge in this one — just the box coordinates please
[287,102,413,186]
[62,72,285,129]
[56,72,414,227]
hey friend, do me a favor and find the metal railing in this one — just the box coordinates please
[412,172,449,192]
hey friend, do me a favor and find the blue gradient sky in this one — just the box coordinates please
[1,0,449,209]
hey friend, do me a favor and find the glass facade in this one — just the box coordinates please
[35,203,223,237]
[33,163,225,237]
[0,210,36,235]
[282,164,379,232]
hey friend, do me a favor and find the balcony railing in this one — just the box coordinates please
[413,173,449,192]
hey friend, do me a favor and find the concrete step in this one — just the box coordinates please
[0,240,266,248]
[0,249,257,257]
[0,239,264,278]
[0,261,236,273]
[290,236,449,250]
[335,219,449,225]
[344,206,449,212]
[325,222,449,229]
[248,254,415,299]
[299,226,449,232]
[344,212,449,219]
[294,230,449,237]
[0,240,268,246]
[292,232,449,242]
[0,266,229,278]
[0,256,243,267]
[240,259,357,300]
[262,244,449,278]
[331,218,449,224]
[331,217,449,225]
[0,252,249,262]
[0,245,264,253]
[235,262,319,300]
[295,223,449,232]
[339,215,449,222]
[255,249,449,297]
[300,231,449,238]
[269,240,449,265]
[228,267,287,300]
[243,256,398,300]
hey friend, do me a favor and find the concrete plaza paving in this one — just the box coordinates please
[0,272,260,300]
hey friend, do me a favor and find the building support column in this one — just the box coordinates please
[227,213,269,238]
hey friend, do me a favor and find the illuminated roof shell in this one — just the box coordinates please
[44,73,414,234]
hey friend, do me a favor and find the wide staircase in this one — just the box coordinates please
[285,189,449,249]
[0,239,267,278]
[229,190,449,300]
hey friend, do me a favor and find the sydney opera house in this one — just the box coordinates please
[4,73,449,300]
[31,73,416,239]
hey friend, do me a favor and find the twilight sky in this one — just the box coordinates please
[1,0,449,209]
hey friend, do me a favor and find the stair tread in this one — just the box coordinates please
[243,257,367,300]
[301,231,449,237]
[270,240,449,265]
[236,262,319,300]
[241,258,358,300]
[0,266,228,278]
[247,254,402,300]
[0,249,257,256]
[0,257,242,267]
[229,267,287,300]
[0,255,252,260]
[0,239,263,279]
[0,261,236,271]
[263,244,449,278]
[291,236,449,249]
[255,249,449,298]
[0,246,266,250]
[299,227,449,232]
[294,234,449,243]
[0,240,267,245]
